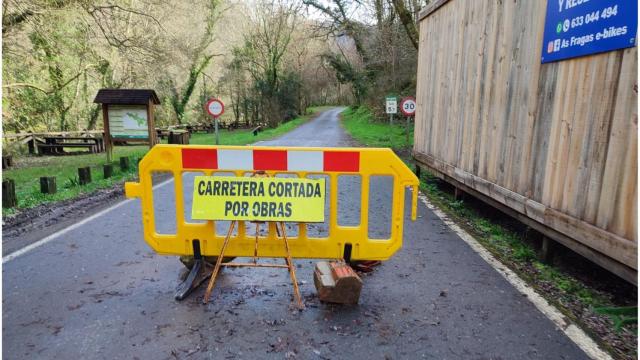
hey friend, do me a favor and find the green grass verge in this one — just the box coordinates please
[340,106,636,339]
[2,147,147,216]
[340,106,414,149]
[2,106,333,216]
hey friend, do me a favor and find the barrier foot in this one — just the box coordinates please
[175,240,209,301]
[175,258,212,300]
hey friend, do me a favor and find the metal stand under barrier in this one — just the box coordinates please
[202,220,304,309]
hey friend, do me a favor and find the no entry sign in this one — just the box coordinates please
[400,97,416,116]
[206,98,224,118]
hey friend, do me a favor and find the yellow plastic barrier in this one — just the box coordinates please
[125,144,419,261]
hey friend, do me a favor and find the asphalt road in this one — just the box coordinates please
[3,108,588,359]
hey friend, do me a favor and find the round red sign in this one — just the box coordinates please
[206,98,225,118]
[400,97,416,116]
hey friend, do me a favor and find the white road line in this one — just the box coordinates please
[416,191,612,360]
[2,177,175,264]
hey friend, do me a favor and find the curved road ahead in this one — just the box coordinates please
[3,108,588,359]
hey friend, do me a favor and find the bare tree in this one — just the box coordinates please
[389,0,420,49]
[161,0,226,124]
[235,0,299,126]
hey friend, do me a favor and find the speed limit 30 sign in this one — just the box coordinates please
[400,97,416,117]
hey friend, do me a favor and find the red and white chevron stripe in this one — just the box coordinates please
[181,148,360,172]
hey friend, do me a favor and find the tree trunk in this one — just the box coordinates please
[170,55,214,124]
[390,0,419,50]
[87,105,101,130]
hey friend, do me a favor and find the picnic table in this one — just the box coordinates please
[37,136,105,155]
[156,128,171,140]
[186,124,214,133]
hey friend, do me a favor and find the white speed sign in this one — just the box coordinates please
[385,96,397,114]
[400,97,416,116]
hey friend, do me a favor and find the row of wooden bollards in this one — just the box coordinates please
[2,156,138,209]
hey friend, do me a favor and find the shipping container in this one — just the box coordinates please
[414,0,637,283]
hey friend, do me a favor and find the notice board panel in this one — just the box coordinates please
[108,105,149,139]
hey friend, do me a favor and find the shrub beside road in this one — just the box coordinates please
[340,106,637,360]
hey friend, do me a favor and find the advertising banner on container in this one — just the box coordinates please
[541,0,637,63]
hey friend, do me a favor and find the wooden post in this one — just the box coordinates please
[102,104,112,162]
[27,135,36,154]
[78,167,92,185]
[2,179,17,208]
[103,164,113,179]
[147,99,156,147]
[40,177,57,194]
[119,156,130,171]
[454,187,464,201]
[173,131,189,144]
[541,236,555,264]
[2,155,13,169]
[168,131,189,144]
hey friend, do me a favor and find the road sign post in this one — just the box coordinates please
[406,116,410,143]
[400,97,416,143]
[215,118,219,145]
[205,98,225,145]
[385,96,397,125]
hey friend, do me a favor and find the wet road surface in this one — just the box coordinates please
[3,108,588,359]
